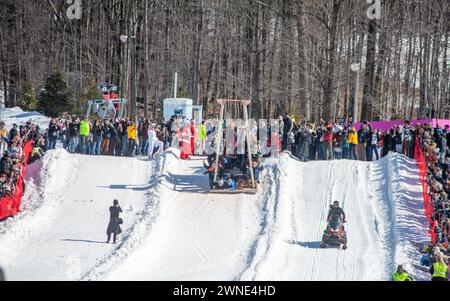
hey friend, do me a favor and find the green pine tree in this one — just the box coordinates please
[19,82,38,111]
[38,70,73,117]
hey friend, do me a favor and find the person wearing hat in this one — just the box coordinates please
[106,199,123,244]
[392,265,413,281]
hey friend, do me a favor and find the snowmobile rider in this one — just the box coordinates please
[327,201,346,224]
[392,264,413,281]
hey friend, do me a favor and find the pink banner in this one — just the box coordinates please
[352,119,450,131]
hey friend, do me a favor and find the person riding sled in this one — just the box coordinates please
[324,201,347,250]
[327,201,346,224]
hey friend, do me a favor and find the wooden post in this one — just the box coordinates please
[213,104,225,183]
[243,103,256,189]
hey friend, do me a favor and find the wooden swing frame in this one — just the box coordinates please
[211,99,258,194]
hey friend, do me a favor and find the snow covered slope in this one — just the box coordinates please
[0,150,165,280]
[238,153,429,281]
[0,149,428,281]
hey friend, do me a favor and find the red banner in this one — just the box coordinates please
[0,141,34,220]
[414,136,437,244]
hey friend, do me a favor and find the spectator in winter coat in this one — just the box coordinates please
[402,121,413,158]
[341,131,350,159]
[108,122,118,156]
[106,199,122,244]
[357,124,370,161]
[392,265,413,281]
[127,121,138,157]
[140,121,149,156]
[8,124,19,143]
[91,120,103,156]
[197,120,207,156]
[367,130,380,161]
[0,122,8,157]
[323,124,334,160]
[47,119,60,150]
[0,151,12,175]
[382,129,395,157]
[79,117,90,154]
[436,129,447,164]
[101,121,113,155]
[347,126,358,160]
[282,113,293,152]
[68,120,79,153]
[333,131,344,159]
[430,254,448,281]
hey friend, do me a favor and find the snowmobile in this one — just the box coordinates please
[321,217,347,250]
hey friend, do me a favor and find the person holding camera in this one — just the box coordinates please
[106,199,123,244]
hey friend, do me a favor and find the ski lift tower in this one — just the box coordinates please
[213,99,257,191]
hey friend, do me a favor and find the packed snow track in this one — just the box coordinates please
[0,149,428,281]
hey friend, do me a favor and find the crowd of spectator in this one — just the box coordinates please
[46,115,169,157]
[280,114,420,162]
[415,123,450,280]
[0,120,46,197]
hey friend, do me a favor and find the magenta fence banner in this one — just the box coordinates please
[352,119,450,131]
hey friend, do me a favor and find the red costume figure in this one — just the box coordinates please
[190,120,196,156]
[179,125,192,160]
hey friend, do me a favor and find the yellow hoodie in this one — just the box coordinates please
[347,127,359,145]
[127,125,137,140]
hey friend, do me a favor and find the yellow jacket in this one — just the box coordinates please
[0,129,7,138]
[347,127,359,145]
[127,125,137,140]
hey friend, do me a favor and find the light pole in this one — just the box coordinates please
[350,63,360,123]
[120,34,137,122]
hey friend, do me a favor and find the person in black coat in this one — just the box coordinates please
[106,199,123,244]
[0,267,5,281]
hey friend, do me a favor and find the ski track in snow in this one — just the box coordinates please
[0,146,429,280]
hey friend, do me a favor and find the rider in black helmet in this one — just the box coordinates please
[327,201,347,249]
[327,201,346,223]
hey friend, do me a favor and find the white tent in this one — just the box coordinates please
[163,98,203,124]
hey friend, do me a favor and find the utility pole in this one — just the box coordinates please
[350,63,360,122]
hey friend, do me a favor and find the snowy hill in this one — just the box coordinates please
[0,107,51,130]
[0,148,428,281]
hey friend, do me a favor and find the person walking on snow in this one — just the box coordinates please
[106,199,123,244]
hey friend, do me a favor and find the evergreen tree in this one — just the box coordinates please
[18,82,38,111]
[38,70,73,117]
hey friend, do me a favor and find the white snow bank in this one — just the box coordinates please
[0,107,51,130]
